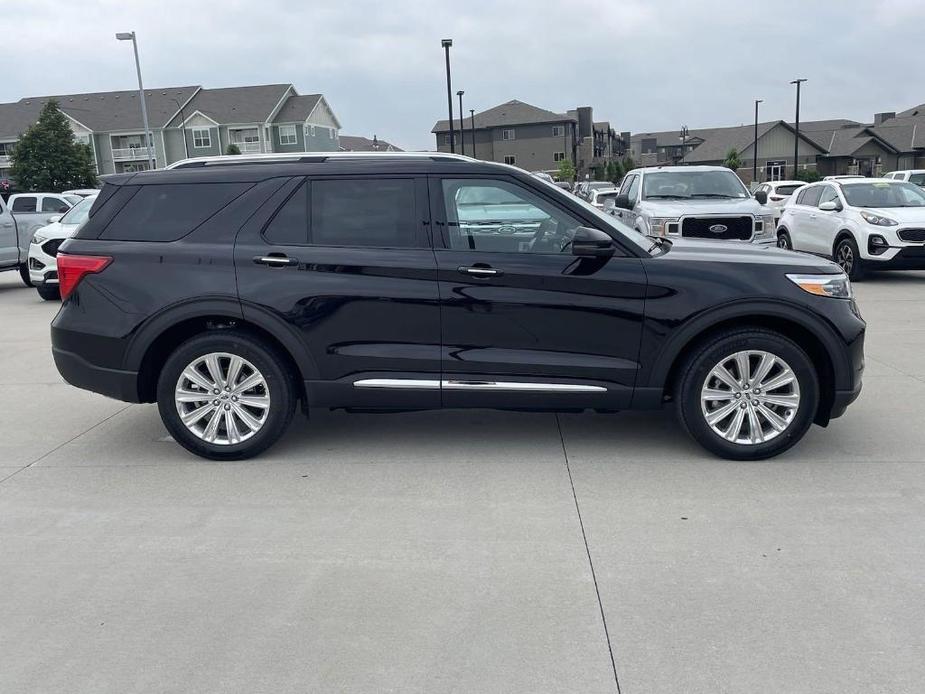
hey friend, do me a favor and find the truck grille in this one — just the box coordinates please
[898,228,925,243]
[681,216,753,240]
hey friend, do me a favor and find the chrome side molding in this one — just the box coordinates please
[353,378,605,393]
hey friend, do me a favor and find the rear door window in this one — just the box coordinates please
[12,196,36,212]
[100,182,251,241]
[310,178,417,247]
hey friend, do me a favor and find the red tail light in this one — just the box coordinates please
[770,195,786,201]
[57,254,112,300]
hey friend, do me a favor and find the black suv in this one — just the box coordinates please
[51,154,865,461]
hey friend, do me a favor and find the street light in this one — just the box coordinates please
[791,78,808,178]
[456,90,465,156]
[172,97,189,160]
[441,39,455,154]
[116,31,155,170]
[469,109,476,159]
[753,99,763,185]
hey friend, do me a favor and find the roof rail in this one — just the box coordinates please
[164,151,475,170]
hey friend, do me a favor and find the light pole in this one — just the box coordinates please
[753,99,763,185]
[441,39,455,153]
[116,31,155,170]
[469,109,476,159]
[172,97,189,160]
[456,90,465,156]
[679,125,689,164]
[791,78,807,178]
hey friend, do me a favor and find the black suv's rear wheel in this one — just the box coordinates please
[157,330,296,460]
[677,329,819,460]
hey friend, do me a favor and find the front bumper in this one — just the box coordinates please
[28,245,59,285]
[863,246,925,271]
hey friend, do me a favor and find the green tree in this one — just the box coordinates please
[556,158,576,182]
[793,168,822,183]
[9,100,97,192]
[723,148,742,171]
[608,160,624,184]
[225,143,242,155]
[621,156,635,173]
[592,165,607,181]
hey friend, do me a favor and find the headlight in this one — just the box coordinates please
[860,211,898,226]
[786,273,852,299]
[32,234,46,245]
[648,217,679,236]
[759,215,776,235]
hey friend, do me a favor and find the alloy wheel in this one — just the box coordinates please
[174,352,271,445]
[700,350,800,445]
[836,242,854,274]
[777,234,790,250]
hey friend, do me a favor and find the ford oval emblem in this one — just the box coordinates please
[709,224,728,234]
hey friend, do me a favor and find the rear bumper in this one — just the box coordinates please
[52,347,140,402]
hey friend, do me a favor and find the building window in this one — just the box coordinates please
[554,152,566,162]
[552,125,564,137]
[279,124,297,146]
[502,129,515,141]
[192,128,211,148]
[504,155,516,165]
[309,125,316,137]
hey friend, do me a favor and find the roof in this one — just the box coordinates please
[0,86,199,137]
[897,102,925,118]
[339,135,403,152]
[272,94,322,123]
[682,121,784,163]
[165,84,292,127]
[432,99,574,133]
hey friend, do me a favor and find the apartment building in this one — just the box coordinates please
[0,83,341,182]
[431,100,627,176]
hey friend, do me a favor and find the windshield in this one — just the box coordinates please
[910,173,925,187]
[587,182,615,191]
[774,184,801,196]
[642,170,750,199]
[60,196,96,225]
[841,181,925,208]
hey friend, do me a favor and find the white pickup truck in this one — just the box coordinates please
[0,193,74,286]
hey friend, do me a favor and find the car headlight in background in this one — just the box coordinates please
[648,217,679,236]
[860,211,898,226]
[786,273,853,299]
[32,234,46,245]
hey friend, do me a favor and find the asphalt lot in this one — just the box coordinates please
[1,270,924,694]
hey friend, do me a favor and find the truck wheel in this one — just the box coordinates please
[157,330,296,461]
[677,328,819,460]
[19,264,33,287]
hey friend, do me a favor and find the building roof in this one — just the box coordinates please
[897,102,925,118]
[339,135,403,152]
[681,122,790,163]
[0,86,200,137]
[167,84,292,127]
[272,94,322,123]
[432,99,573,133]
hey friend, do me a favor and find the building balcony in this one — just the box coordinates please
[112,147,153,161]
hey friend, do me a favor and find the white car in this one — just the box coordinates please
[823,175,866,181]
[776,178,925,279]
[61,188,101,198]
[882,170,925,187]
[588,188,619,209]
[28,195,96,300]
[753,180,803,221]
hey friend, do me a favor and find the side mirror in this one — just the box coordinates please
[47,215,62,224]
[754,190,768,205]
[819,200,841,212]
[572,226,616,258]
[613,193,632,210]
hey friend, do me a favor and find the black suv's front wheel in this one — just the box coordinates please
[677,329,819,460]
[157,330,296,460]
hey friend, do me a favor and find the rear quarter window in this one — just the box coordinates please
[99,182,251,241]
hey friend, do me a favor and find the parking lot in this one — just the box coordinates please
[0,269,923,693]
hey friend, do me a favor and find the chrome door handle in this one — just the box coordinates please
[253,255,298,267]
[458,265,501,277]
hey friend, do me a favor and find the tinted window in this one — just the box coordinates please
[310,179,416,247]
[798,186,823,206]
[101,183,250,241]
[42,197,69,212]
[12,196,36,212]
[774,184,801,196]
[263,182,308,245]
[910,173,925,186]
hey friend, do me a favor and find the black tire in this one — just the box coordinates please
[677,328,819,461]
[156,330,296,460]
[36,284,60,301]
[777,230,792,250]
[834,236,865,280]
[19,264,33,287]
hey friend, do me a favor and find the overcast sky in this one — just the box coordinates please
[4,0,924,150]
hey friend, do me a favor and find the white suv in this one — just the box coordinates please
[776,179,925,279]
[883,170,925,187]
[28,195,96,300]
[753,180,803,222]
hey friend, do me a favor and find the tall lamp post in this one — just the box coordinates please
[172,97,189,160]
[456,90,466,156]
[116,31,155,170]
[753,99,763,185]
[790,78,807,178]
[469,109,476,159]
[441,39,455,153]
